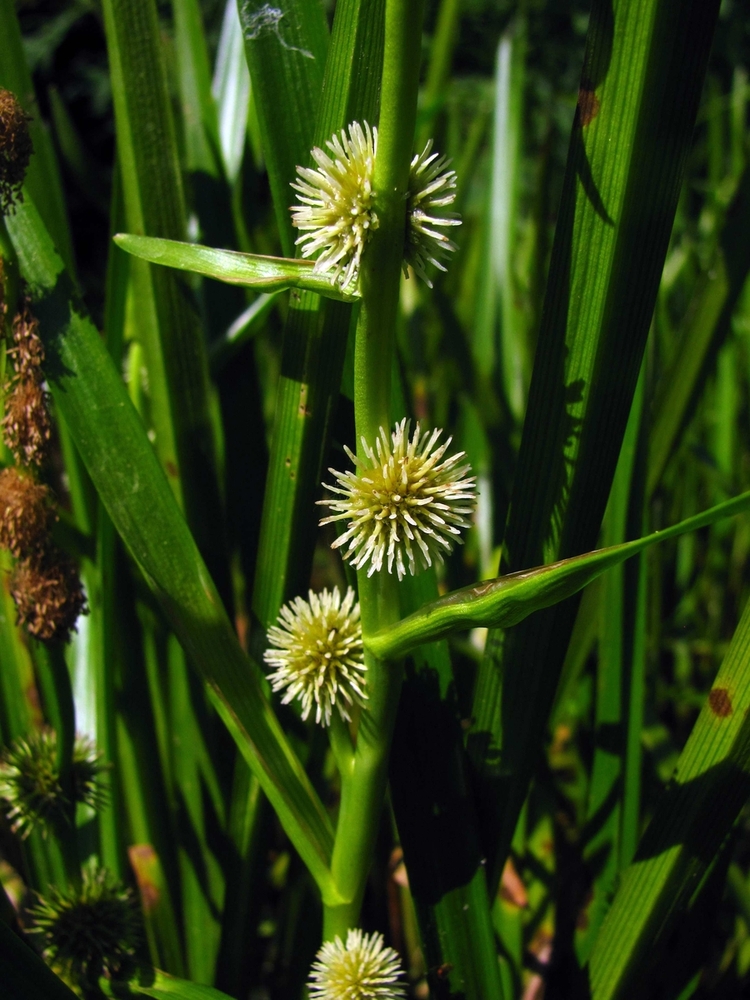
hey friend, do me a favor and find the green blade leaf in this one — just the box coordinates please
[589,592,750,999]
[5,194,339,905]
[238,0,329,255]
[368,490,750,660]
[101,968,235,999]
[113,234,357,300]
[389,571,506,1000]
[213,0,251,183]
[467,0,721,896]
[102,0,231,605]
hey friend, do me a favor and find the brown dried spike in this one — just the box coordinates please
[10,304,45,378]
[0,467,55,557]
[11,548,88,643]
[2,376,52,466]
[0,89,33,214]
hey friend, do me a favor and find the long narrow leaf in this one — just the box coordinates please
[467,0,721,895]
[5,195,339,904]
[369,489,750,660]
[102,0,230,604]
[114,235,356,300]
[589,592,750,998]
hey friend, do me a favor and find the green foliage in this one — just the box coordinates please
[1,1,750,999]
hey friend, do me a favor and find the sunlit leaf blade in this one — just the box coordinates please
[370,491,750,659]
[492,20,528,421]
[467,0,721,895]
[589,593,750,999]
[575,370,645,961]
[213,0,251,183]
[101,0,230,606]
[5,194,339,904]
[100,968,236,999]
[238,0,329,256]
[113,234,356,299]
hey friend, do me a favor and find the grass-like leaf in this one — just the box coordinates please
[589,591,750,998]
[467,0,722,895]
[369,489,750,659]
[5,194,339,904]
[113,234,357,300]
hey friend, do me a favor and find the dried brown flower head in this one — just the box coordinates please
[2,376,52,466]
[11,548,87,643]
[0,467,54,557]
[0,89,33,214]
[9,304,45,378]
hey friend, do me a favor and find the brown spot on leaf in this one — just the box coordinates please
[577,88,600,127]
[500,857,528,908]
[128,843,161,914]
[708,687,733,717]
[165,460,179,479]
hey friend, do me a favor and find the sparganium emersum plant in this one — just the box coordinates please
[0,1,744,999]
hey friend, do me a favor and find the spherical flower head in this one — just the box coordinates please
[29,858,141,989]
[405,140,461,287]
[0,729,106,838]
[291,121,378,291]
[319,420,477,581]
[264,586,366,727]
[309,929,406,1000]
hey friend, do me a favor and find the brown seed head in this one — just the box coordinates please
[0,467,54,557]
[0,89,33,214]
[10,303,45,378]
[11,547,87,643]
[2,376,52,466]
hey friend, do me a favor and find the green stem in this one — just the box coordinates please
[325,0,425,942]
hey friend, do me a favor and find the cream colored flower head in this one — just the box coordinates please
[404,140,461,287]
[263,587,366,727]
[308,929,406,1000]
[291,122,460,291]
[319,419,477,581]
[291,121,378,291]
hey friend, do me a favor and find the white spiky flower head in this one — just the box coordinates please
[319,419,477,581]
[263,587,366,727]
[308,929,406,1000]
[405,140,461,287]
[291,123,461,291]
[291,121,378,291]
